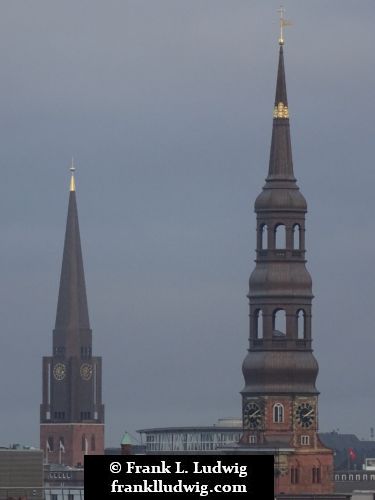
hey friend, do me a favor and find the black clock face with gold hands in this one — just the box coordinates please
[295,402,315,428]
[243,402,262,429]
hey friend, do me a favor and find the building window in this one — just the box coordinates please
[82,434,87,452]
[273,403,284,423]
[54,411,65,420]
[68,495,74,500]
[291,467,299,484]
[249,435,257,444]
[91,434,96,451]
[54,346,65,356]
[312,467,321,483]
[301,435,310,445]
[51,495,58,500]
[80,411,91,420]
[81,346,92,358]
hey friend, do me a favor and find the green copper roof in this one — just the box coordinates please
[121,432,132,446]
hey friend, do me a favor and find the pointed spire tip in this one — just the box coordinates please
[273,24,289,119]
[69,158,76,192]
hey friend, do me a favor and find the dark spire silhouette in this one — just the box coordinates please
[55,172,90,345]
[240,19,334,494]
[242,34,315,399]
[267,42,295,181]
[274,44,288,106]
[41,167,105,466]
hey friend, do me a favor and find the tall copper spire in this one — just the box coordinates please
[240,18,334,494]
[267,42,295,181]
[55,170,90,355]
[41,167,104,467]
[242,33,315,399]
[274,44,288,109]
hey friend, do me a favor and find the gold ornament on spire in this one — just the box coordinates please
[70,158,76,192]
[277,6,292,45]
[273,102,289,119]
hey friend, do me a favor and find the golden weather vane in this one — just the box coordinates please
[277,6,292,45]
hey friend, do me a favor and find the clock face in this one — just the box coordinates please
[295,402,315,428]
[243,401,262,429]
[80,363,93,381]
[53,363,66,381]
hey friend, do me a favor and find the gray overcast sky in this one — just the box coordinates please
[0,1,374,447]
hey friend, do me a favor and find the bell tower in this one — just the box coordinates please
[40,166,104,466]
[241,23,333,494]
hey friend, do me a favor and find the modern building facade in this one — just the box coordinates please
[40,169,104,467]
[240,32,334,494]
[138,419,243,453]
[0,447,43,500]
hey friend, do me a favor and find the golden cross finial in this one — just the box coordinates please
[70,157,76,192]
[277,6,292,45]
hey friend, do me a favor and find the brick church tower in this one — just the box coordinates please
[240,27,334,494]
[40,167,104,466]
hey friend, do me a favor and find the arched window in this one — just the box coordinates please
[273,403,284,423]
[297,309,305,339]
[312,466,321,483]
[91,434,96,451]
[291,466,299,484]
[275,224,286,249]
[260,224,268,250]
[273,309,286,336]
[254,309,263,339]
[301,435,310,446]
[293,224,301,250]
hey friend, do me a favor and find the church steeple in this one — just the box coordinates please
[267,42,295,181]
[240,29,333,494]
[41,166,104,467]
[274,43,288,108]
[242,37,315,396]
[55,166,90,354]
